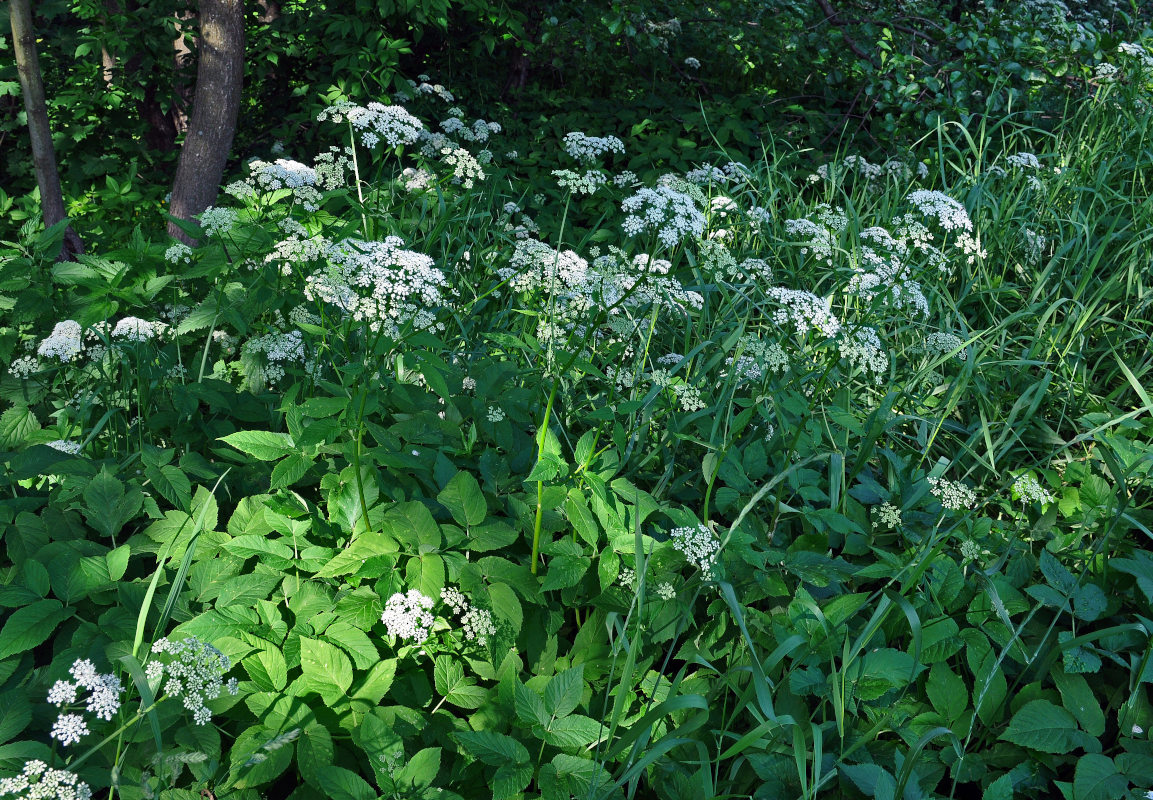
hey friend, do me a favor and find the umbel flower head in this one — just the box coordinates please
[149,637,238,726]
[381,590,435,643]
[0,760,92,799]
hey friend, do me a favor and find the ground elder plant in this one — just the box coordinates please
[1,79,1153,800]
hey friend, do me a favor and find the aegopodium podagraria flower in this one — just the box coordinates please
[0,760,92,799]
[669,524,721,579]
[927,476,978,511]
[874,502,902,528]
[149,637,238,726]
[37,321,84,362]
[50,714,89,747]
[46,658,125,748]
[381,590,435,644]
[1011,473,1055,505]
[461,608,496,646]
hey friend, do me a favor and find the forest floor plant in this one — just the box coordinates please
[0,55,1152,800]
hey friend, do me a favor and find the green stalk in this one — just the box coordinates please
[530,382,558,575]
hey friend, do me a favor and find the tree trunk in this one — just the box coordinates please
[10,0,84,260]
[167,0,244,244]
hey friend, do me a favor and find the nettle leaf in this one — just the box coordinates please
[493,762,534,800]
[219,430,296,461]
[1072,754,1128,800]
[0,599,71,660]
[299,636,354,704]
[999,699,1096,754]
[270,452,315,489]
[545,665,584,718]
[439,470,488,527]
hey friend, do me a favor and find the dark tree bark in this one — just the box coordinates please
[167,0,244,244]
[10,0,84,260]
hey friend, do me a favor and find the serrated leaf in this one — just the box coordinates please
[515,681,549,727]
[1039,549,1078,596]
[397,747,441,790]
[1072,754,1127,800]
[219,430,296,461]
[145,464,192,509]
[439,471,487,527]
[1000,700,1094,754]
[841,763,896,800]
[324,621,379,671]
[1054,670,1105,737]
[244,648,288,692]
[541,554,589,591]
[982,770,1015,800]
[352,659,397,704]
[299,637,353,704]
[270,452,315,489]
[542,715,603,749]
[0,599,70,660]
[223,534,295,564]
[1072,584,1106,622]
[926,662,968,724]
[545,665,584,718]
[455,730,529,766]
[314,765,376,800]
[297,723,334,788]
[0,405,39,448]
[467,520,518,552]
[106,544,131,581]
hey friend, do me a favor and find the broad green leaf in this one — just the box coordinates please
[297,723,334,789]
[299,636,354,704]
[352,659,397,704]
[493,762,533,800]
[564,492,600,548]
[545,665,584,718]
[488,582,522,634]
[515,680,549,727]
[455,730,529,766]
[382,501,442,552]
[223,534,295,564]
[926,662,968,724]
[542,714,603,749]
[434,656,488,709]
[0,599,70,660]
[0,405,39,448]
[406,553,444,599]
[144,464,192,509]
[541,555,589,591]
[314,765,377,800]
[397,747,441,790]
[245,648,288,692]
[841,763,896,800]
[1072,584,1106,622]
[467,520,518,552]
[982,771,1015,800]
[1072,754,1127,800]
[83,469,143,539]
[1000,700,1094,754]
[270,452,315,489]
[228,725,294,788]
[1054,670,1105,737]
[219,430,296,461]
[105,544,131,581]
[324,621,379,670]
[0,691,30,745]
[439,471,488,527]
[1039,549,1078,596]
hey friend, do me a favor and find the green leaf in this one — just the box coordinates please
[545,665,584,718]
[0,692,30,745]
[270,452,315,489]
[564,492,600,548]
[0,405,39,448]
[245,647,288,692]
[219,430,296,461]
[1072,754,1127,800]
[1000,700,1095,754]
[324,621,380,670]
[1039,549,1078,596]
[383,501,442,552]
[926,662,968,724]
[982,771,1015,800]
[351,659,398,705]
[541,555,589,591]
[406,553,445,599]
[1072,584,1106,622]
[223,534,295,564]
[841,763,897,800]
[455,730,529,766]
[144,464,191,509]
[315,531,398,578]
[542,715,603,749]
[314,765,377,800]
[434,656,488,709]
[515,680,549,727]
[1054,670,1105,737]
[467,520,518,552]
[0,599,70,660]
[106,544,131,581]
[297,723,334,789]
[493,762,534,800]
[299,636,354,704]
[488,582,522,634]
[83,469,142,539]
[397,747,441,790]
[439,471,488,527]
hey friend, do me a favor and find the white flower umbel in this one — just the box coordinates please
[927,477,978,511]
[0,761,93,799]
[875,503,902,528]
[655,582,677,600]
[906,190,973,232]
[381,590,435,644]
[669,524,721,579]
[50,714,88,747]
[197,207,238,237]
[1011,473,1054,505]
[461,608,496,646]
[562,132,625,164]
[111,317,167,343]
[149,636,237,726]
[621,181,706,249]
[839,327,889,383]
[46,440,83,455]
[766,288,841,339]
[37,321,84,362]
[553,168,608,195]
[683,56,701,69]
[316,101,425,149]
[441,586,468,615]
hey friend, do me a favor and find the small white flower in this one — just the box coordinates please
[655,582,676,600]
[669,524,721,578]
[461,607,496,646]
[51,713,89,746]
[47,680,78,706]
[381,590,435,643]
[486,406,506,423]
[37,321,84,362]
[928,476,978,511]
[46,440,82,455]
[683,56,701,69]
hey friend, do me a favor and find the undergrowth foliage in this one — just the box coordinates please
[1,65,1152,800]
